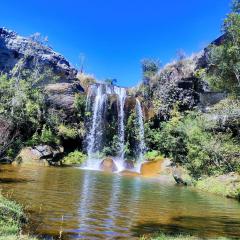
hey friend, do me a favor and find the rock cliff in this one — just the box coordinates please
[0,27,77,82]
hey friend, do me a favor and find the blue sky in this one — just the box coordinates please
[1,0,230,87]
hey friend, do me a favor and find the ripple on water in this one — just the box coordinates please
[0,165,240,239]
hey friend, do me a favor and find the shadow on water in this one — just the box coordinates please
[132,215,240,239]
[0,177,34,184]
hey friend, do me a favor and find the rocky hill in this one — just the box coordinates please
[0,27,77,82]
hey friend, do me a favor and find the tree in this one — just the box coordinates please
[207,0,240,95]
[141,59,160,77]
[104,78,117,85]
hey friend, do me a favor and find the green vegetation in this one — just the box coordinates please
[206,0,240,95]
[58,124,78,139]
[0,194,37,240]
[196,175,240,200]
[145,105,240,178]
[144,150,163,161]
[62,151,87,165]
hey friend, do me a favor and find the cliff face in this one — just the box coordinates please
[0,28,77,82]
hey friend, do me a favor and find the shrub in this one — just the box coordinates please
[144,150,162,161]
[62,151,87,165]
[40,125,59,145]
[58,124,78,139]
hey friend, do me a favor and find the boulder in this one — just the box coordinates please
[99,158,118,172]
[45,82,84,113]
[140,159,163,177]
[14,145,64,167]
[123,160,134,169]
[172,166,193,186]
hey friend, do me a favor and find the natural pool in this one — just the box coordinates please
[0,165,240,239]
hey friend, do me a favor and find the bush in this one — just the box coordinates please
[148,108,240,178]
[58,124,78,139]
[62,151,87,165]
[144,150,163,161]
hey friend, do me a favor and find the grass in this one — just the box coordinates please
[195,175,240,201]
[0,194,37,240]
[140,232,233,240]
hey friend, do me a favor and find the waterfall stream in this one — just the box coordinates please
[135,99,146,164]
[85,84,126,170]
[85,84,107,169]
[114,86,126,160]
[85,84,146,172]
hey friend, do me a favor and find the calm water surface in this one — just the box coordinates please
[0,165,240,239]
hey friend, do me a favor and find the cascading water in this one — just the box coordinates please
[85,84,126,170]
[114,87,126,160]
[85,84,107,169]
[135,98,146,169]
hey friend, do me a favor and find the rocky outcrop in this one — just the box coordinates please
[0,117,19,160]
[172,166,193,186]
[99,158,118,172]
[14,145,64,166]
[45,82,84,113]
[0,27,77,82]
[140,159,163,177]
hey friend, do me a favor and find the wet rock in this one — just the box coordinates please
[119,170,140,177]
[123,160,134,169]
[140,159,163,177]
[99,158,118,172]
[0,157,12,164]
[172,166,193,186]
[14,145,64,167]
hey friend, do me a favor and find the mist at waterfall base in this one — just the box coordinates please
[83,83,146,172]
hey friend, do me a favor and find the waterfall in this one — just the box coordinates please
[135,99,146,163]
[85,84,107,169]
[85,83,126,170]
[114,86,126,160]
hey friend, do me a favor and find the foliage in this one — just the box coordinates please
[77,73,96,91]
[27,125,60,146]
[196,175,240,200]
[74,93,86,119]
[62,151,87,165]
[207,0,240,95]
[0,74,43,127]
[141,59,161,79]
[144,150,163,161]
[0,194,37,240]
[104,78,117,85]
[145,106,240,178]
[58,124,78,139]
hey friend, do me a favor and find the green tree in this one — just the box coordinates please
[207,0,240,95]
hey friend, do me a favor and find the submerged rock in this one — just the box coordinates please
[119,170,140,177]
[123,160,134,169]
[99,158,118,172]
[140,159,163,177]
[14,145,64,167]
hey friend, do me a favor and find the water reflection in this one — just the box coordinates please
[0,165,240,239]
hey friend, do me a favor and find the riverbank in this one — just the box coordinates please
[0,194,37,240]
[141,233,233,240]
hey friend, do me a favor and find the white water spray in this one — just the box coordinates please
[135,99,146,169]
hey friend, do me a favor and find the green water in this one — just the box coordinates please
[0,165,240,239]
